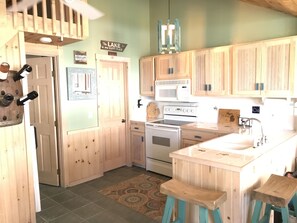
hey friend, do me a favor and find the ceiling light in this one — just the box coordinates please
[39,37,52,44]
[158,0,181,54]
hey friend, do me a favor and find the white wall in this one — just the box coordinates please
[132,96,296,134]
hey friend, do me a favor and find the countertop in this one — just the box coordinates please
[170,131,297,172]
[131,120,245,134]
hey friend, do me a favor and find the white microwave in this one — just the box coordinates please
[155,79,191,102]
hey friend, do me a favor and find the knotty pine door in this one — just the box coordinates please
[96,55,129,172]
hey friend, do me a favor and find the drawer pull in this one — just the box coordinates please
[194,135,202,139]
[134,127,139,130]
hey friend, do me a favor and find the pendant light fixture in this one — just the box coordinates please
[158,0,181,54]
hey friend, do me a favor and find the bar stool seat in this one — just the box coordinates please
[252,174,297,223]
[160,179,227,223]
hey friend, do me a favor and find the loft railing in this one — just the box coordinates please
[5,0,89,46]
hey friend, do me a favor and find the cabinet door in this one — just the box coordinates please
[232,43,262,96]
[181,139,199,148]
[140,56,155,96]
[208,46,230,96]
[130,131,145,167]
[173,51,192,79]
[261,38,294,97]
[155,54,173,80]
[193,47,230,96]
[192,49,209,95]
[155,51,192,80]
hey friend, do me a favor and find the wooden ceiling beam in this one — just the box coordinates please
[241,0,297,16]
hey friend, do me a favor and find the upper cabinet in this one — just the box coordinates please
[155,51,192,80]
[140,35,297,99]
[140,56,155,97]
[232,37,296,97]
[192,46,230,96]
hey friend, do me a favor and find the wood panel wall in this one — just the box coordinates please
[0,33,36,223]
[65,129,103,186]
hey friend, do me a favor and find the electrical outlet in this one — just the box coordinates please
[252,106,260,114]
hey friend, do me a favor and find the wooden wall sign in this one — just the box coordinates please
[74,50,87,64]
[100,40,127,52]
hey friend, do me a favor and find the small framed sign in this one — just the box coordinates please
[73,50,87,64]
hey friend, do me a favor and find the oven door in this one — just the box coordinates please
[145,124,180,163]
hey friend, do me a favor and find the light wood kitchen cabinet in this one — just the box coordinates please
[181,129,222,148]
[155,51,192,80]
[232,37,296,97]
[192,46,230,96]
[130,121,145,167]
[140,56,155,96]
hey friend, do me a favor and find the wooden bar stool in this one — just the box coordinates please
[251,174,297,223]
[160,179,227,223]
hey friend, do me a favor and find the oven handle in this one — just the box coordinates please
[146,125,179,132]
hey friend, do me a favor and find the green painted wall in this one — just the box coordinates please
[149,0,297,54]
[61,0,297,131]
[62,0,150,131]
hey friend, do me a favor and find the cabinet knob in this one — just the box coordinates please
[122,119,126,123]
[255,83,259,91]
[204,84,208,91]
[168,67,174,74]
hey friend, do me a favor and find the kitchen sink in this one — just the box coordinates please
[198,133,255,152]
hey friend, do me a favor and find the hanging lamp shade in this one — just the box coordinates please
[158,0,181,54]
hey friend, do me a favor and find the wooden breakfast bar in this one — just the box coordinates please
[170,131,297,223]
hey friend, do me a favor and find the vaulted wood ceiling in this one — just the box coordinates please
[241,0,297,16]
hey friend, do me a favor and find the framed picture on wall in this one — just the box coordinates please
[73,50,87,64]
[66,67,97,100]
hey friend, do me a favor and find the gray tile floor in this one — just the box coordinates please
[36,166,170,223]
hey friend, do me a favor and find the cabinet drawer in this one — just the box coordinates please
[182,130,219,142]
[130,121,145,132]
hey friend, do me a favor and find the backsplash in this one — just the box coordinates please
[133,96,296,132]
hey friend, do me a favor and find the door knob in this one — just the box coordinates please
[122,119,126,123]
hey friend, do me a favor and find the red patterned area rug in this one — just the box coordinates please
[98,174,167,222]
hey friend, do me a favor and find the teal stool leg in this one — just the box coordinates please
[212,208,223,223]
[291,193,297,218]
[162,196,175,223]
[261,203,272,223]
[199,206,209,223]
[252,200,263,223]
[280,207,289,223]
[175,200,186,223]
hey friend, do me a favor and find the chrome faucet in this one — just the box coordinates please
[241,117,266,147]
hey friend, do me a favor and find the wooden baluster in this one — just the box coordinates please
[51,0,57,35]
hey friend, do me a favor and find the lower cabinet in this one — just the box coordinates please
[181,129,223,148]
[130,121,146,167]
